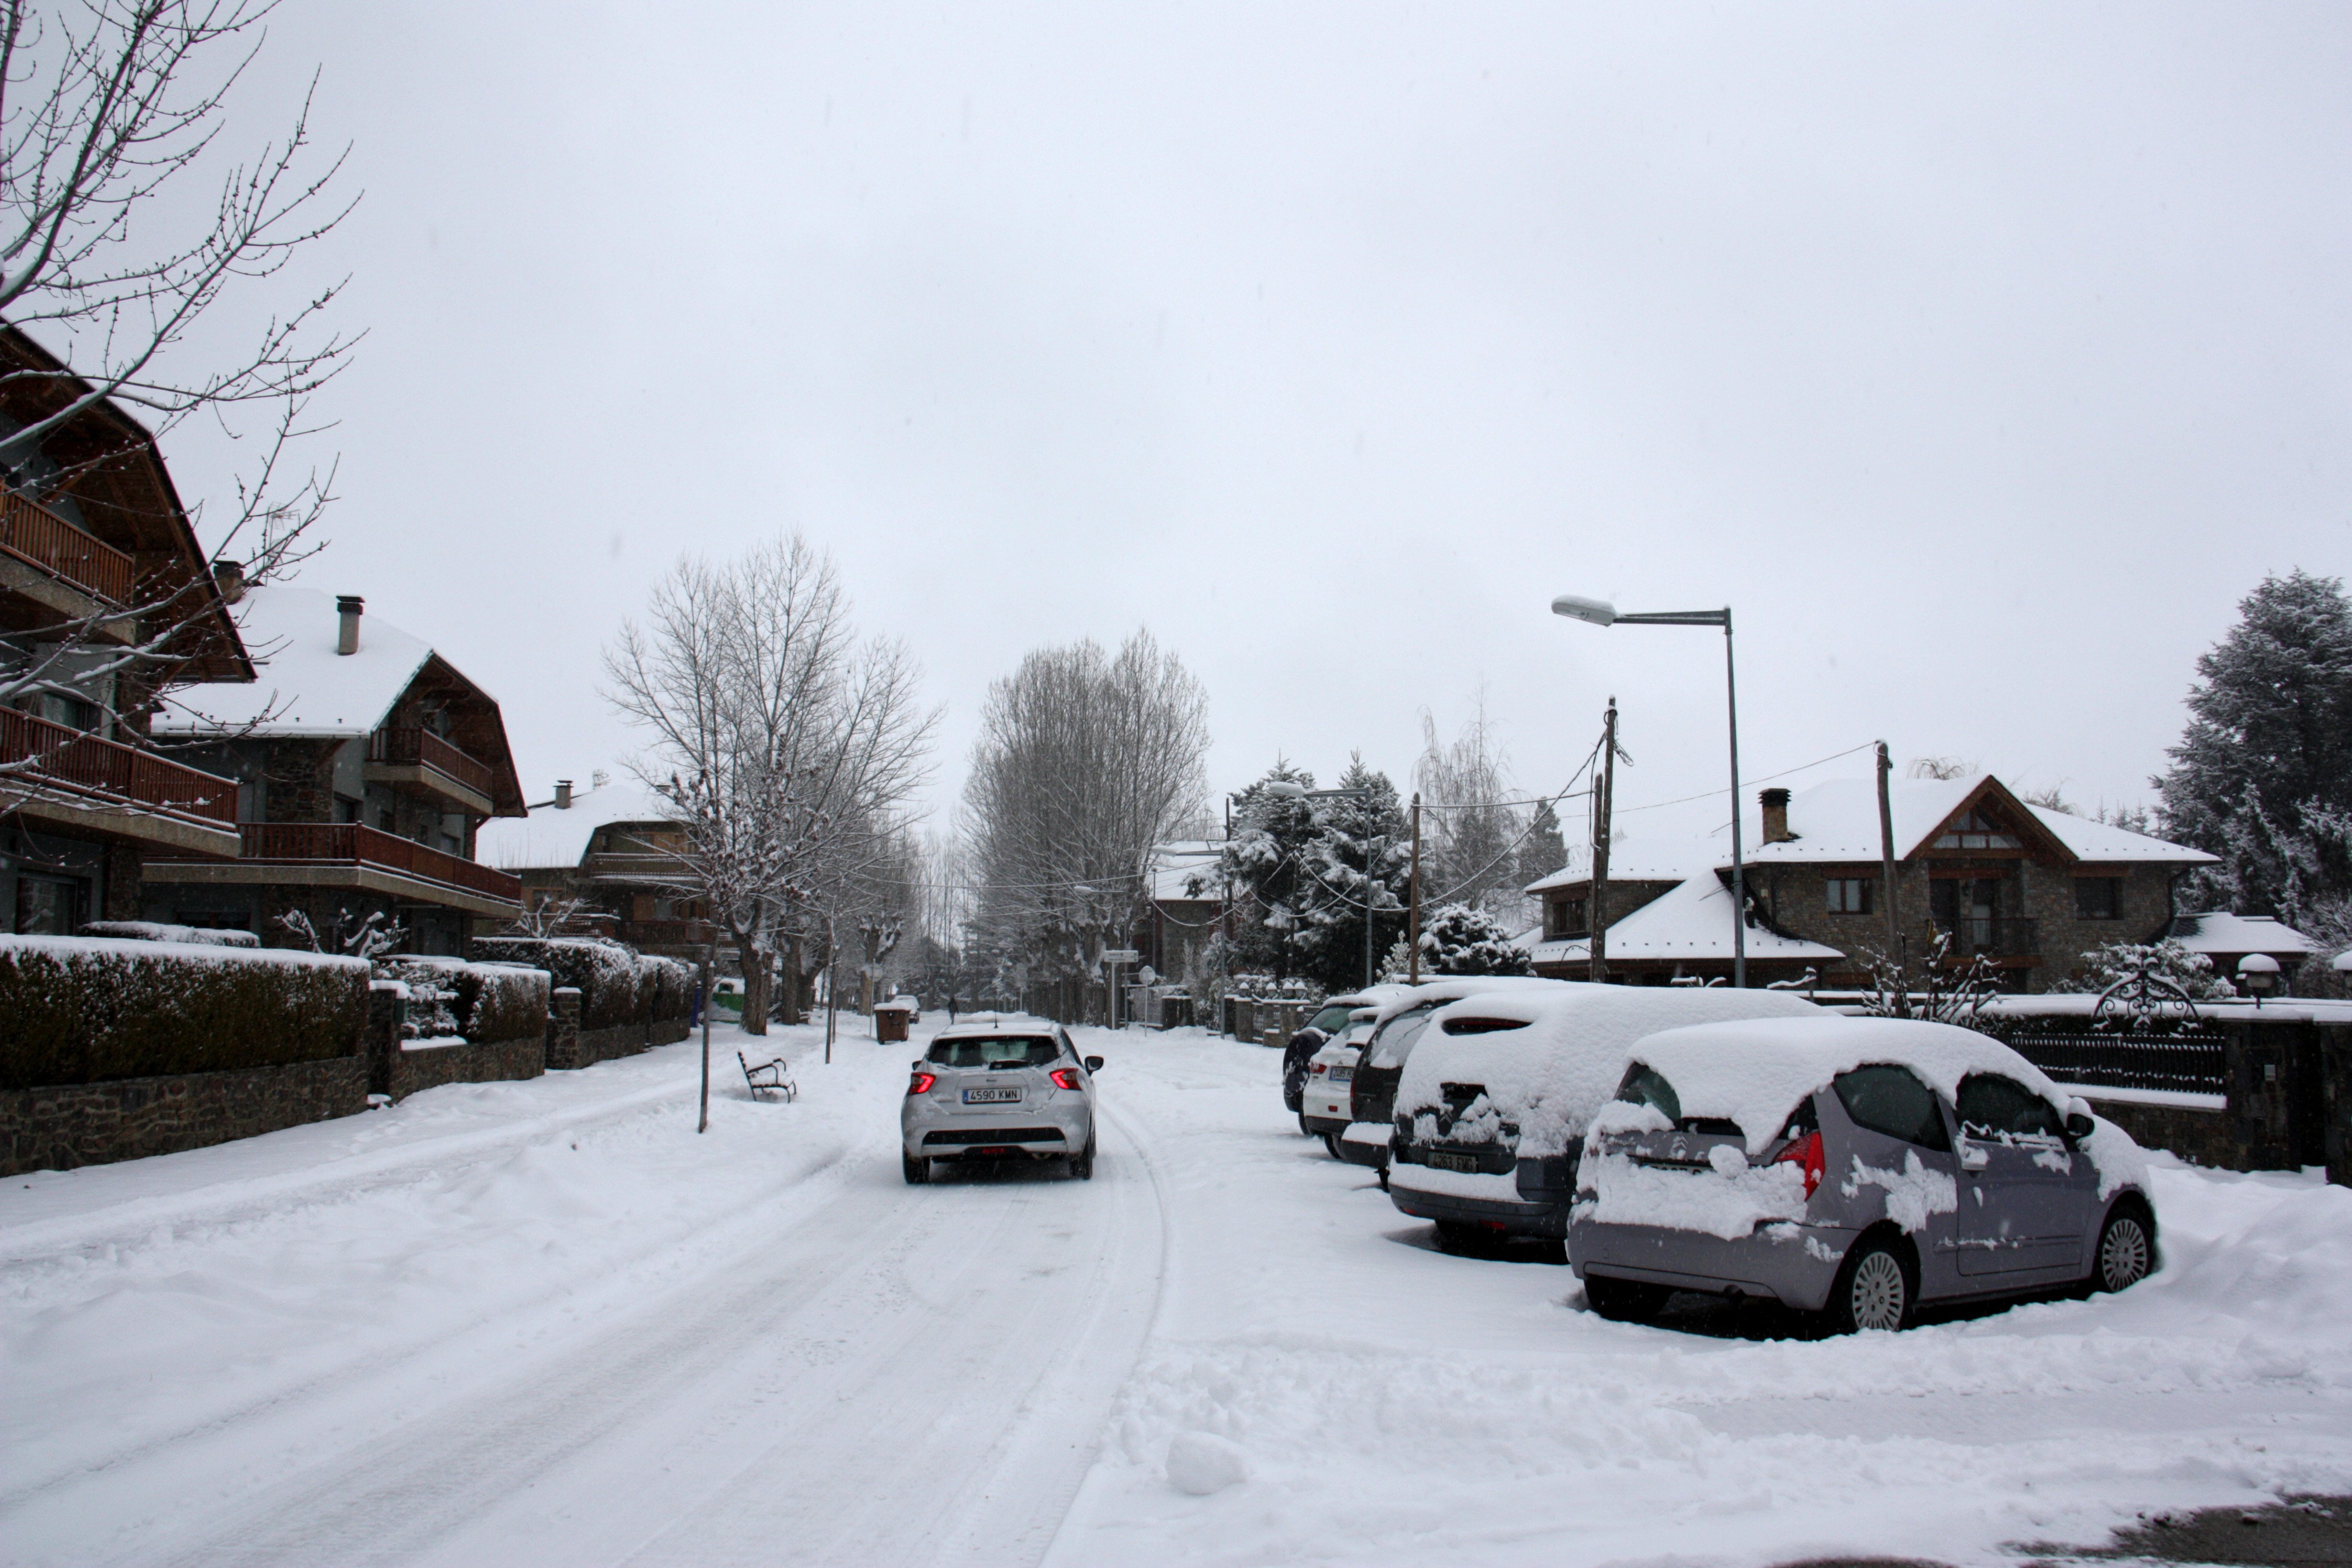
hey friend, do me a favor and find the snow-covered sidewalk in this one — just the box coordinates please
[2,1024,2346,1566]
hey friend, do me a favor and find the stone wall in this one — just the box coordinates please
[391,1035,545,1098]
[2078,1095,2236,1169]
[0,1055,367,1176]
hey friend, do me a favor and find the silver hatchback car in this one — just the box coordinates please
[1570,1015,2158,1333]
[902,1016,1103,1183]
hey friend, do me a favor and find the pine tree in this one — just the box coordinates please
[1211,763,1321,979]
[2156,571,2352,922]
[1511,798,1567,925]
[1294,756,1411,993]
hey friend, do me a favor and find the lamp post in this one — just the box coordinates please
[1266,780,1382,988]
[2237,952,2281,1008]
[1552,595,1747,988]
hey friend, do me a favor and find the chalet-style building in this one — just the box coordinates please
[1527,774,2220,993]
[143,587,525,953]
[1,325,252,931]
[1140,839,1225,989]
[475,778,712,963]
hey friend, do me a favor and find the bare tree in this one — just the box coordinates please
[962,630,1209,1014]
[0,1,354,759]
[603,535,936,1091]
[1413,690,1525,922]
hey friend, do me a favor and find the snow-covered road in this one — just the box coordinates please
[4,1022,2349,1566]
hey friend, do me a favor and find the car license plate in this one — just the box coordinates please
[1329,1067,1353,1084]
[1427,1151,1480,1174]
[962,1086,1021,1104]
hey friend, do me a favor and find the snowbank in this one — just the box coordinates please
[1397,986,1823,1158]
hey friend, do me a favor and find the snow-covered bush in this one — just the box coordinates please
[1413,903,1533,977]
[379,956,552,1043]
[78,921,259,949]
[1,935,369,1089]
[467,937,692,1031]
[2051,938,2238,1001]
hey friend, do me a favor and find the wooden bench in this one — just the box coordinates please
[739,1050,796,1102]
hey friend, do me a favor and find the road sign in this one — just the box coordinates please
[1103,949,1141,963]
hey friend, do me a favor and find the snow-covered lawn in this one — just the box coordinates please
[2,1024,2345,1566]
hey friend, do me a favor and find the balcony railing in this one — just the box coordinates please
[0,706,237,826]
[1928,916,2039,957]
[368,726,494,798]
[236,823,521,903]
[0,489,135,606]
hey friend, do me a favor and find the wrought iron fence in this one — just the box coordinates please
[1987,1028,2226,1095]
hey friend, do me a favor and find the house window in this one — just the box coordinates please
[1933,809,2021,851]
[1826,877,1874,914]
[14,873,84,934]
[2075,878,2122,919]
[1547,897,1586,939]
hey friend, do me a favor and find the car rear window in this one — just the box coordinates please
[927,1036,1060,1068]
[1613,1063,1682,1123]
[1306,1004,1356,1035]
[1833,1065,1952,1151]
[1365,1009,1439,1069]
[1440,1015,1529,1036]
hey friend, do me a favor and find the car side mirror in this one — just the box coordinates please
[1084,1055,1104,1072]
[2065,1111,2095,1140]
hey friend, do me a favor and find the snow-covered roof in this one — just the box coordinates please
[1523,835,1712,895]
[156,585,456,737]
[1536,873,1843,966]
[476,783,679,872]
[1736,776,2215,867]
[2163,911,2315,957]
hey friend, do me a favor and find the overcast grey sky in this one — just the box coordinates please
[174,2,2350,845]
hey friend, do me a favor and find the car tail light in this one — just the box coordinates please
[1049,1068,1082,1091]
[1309,1061,1326,1076]
[1772,1130,1823,1199]
[907,1072,936,1096]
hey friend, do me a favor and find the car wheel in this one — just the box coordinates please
[902,1150,929,1185]
[1322,1132,1342,1159]
[1298,1112,1313,1136]
[2093,1205,2153,1293]
[1585,1274,1670,1322]
[1071,1135,1096,1180]
[1830,1238,1912,1333]
[1434,1221,1490,1257]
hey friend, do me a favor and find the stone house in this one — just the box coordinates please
[1,325,253,931]
[1526,774,2219,993]
[141,586,525,954]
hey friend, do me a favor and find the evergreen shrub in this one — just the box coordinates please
[0,935,369,1090]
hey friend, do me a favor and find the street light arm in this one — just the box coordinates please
[1609,610,1730,628]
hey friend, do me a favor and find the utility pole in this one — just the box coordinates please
[1365,825,1381,990]
[1407,793,1423,986]
[696,939,715,1134]
[1591,698,1617,984]
[1877,740,1905,1017]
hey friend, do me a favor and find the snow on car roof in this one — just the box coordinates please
[1623,1014,2063,1155]
[1397,984,1824,1157]
[1367,974,1571,1024]
[933,1012,1054,1035]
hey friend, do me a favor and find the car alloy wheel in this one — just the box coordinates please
[2096,1211,2152,1292]
[902,1150,929,1185]
[1838,1244,1909,1333]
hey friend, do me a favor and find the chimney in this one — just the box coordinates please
[211,559,246,605]
[1760,787,1793,844]
[554,779,573,809]
[336,595,364,656]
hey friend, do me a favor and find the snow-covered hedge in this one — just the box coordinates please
[79,921,260,949]
[378,955,551,1044]
[467,937,694,1032]
[1,934,369,1090]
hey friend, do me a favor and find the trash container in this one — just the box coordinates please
[874,1000,913,1043]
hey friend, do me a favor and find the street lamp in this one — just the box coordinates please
[2237,952,2281,1006]
[1266,780,1384,988]
[1551,594,1747,988]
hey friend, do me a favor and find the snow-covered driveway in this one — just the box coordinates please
[4,1025,2348,1566]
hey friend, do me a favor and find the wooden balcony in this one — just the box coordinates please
[1927,916,2039,959]
[0,491,137,634]
[366,727,494,814]
[0,706,242,855]
[145,821,522,918]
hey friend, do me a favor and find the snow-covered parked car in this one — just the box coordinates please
[1388,984,1825,1253]
[1338,977,1574,1175]
[1283,986,1413,1115]
[1299,1008,1379,1153]
[1569,1015,2157,1332]
[902,1017,1103,1183]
